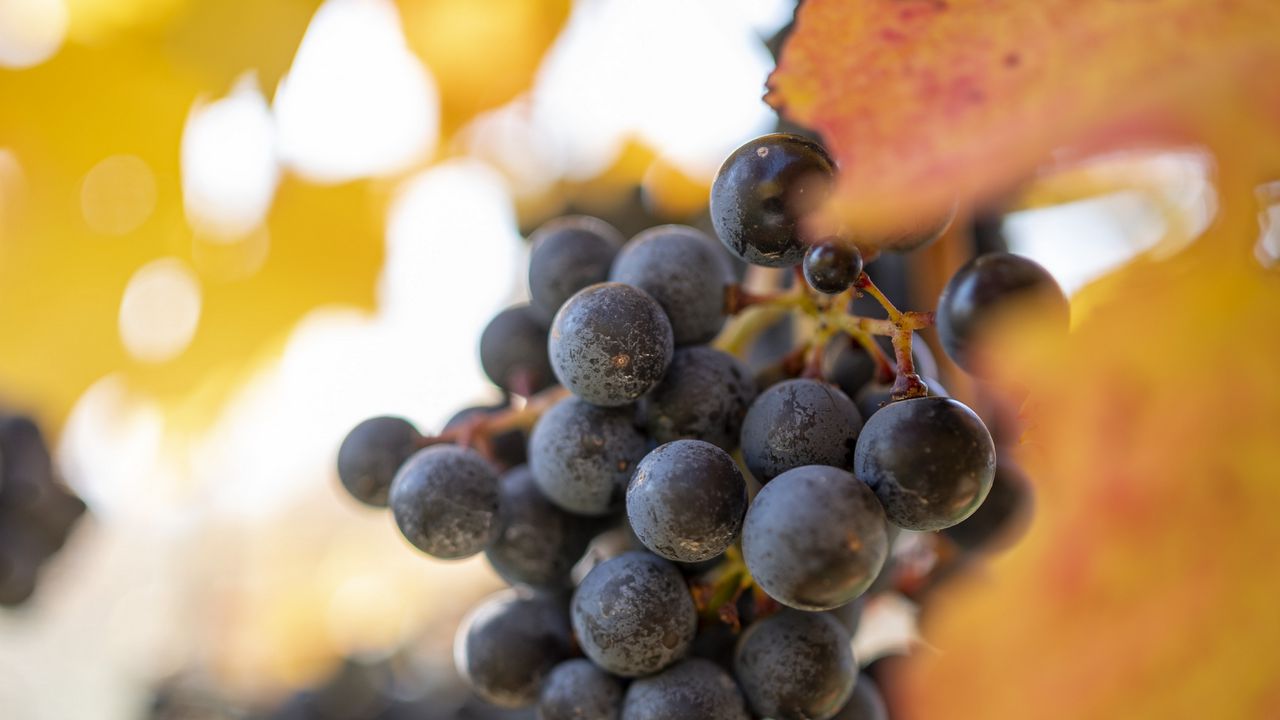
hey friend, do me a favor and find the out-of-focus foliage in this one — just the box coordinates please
[771,1,1280,717]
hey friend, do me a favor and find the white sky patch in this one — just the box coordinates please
[274,0,439,183]
[0,0,67,69]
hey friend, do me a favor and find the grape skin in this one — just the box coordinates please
[854,396,996,531]
[854,375,948,420]
[739,378,864,482]
[388,445,500,559]
[626,440,747,563]
[621,658,749,720]
[942,461,1034,553]
[549,283,674,407]
[639,346,756,452]
[528,215,625,324]
[336,416,422,507]
[485,466,601,589]
[529,397,648,517]
[610,225,730,346]
[803,242,863,295]
[445,404,528,470]
[742,465,888,611]
[830,674,889,720]
[454,589,575,708]
[538,659,624,720]
[479,304,556,396]
[734,610,856,720]
[571,552,697,677]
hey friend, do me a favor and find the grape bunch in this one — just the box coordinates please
[335,133,1067,719]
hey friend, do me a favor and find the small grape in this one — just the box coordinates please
[942,461,1034,553]
[336,416,422,507]
[529,397,648,516]
[571,552,697,677]
[485,466,601,589]
[626,440,747,563]
[711,133,835,268]
[479,304,555,396]
[610,225,731,345]
[740,378,863,482]
[388,445,500,559]
[454,589,574,708]
[830,674,889,720]
[640,346,756,452]
[734,610,856,720]
[549,283,674,407]
[803,242,864,294]
[528,216,625,324]
[620,658,749,720]
[538,659,623,720]
[741,465,888,611]
[855,396,996,531]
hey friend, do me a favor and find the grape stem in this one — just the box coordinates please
[414,385,570,457]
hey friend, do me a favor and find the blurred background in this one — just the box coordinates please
[0,0,1229,717]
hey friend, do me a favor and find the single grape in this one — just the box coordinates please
[830,674,889,720]
[0,415,55,509]
[640,346,756,452]
[741,465,888,610]
[528,215,625,324]
[711,133,835,267]
[388,445,500,559]
[734,610,856,720]
[336,416,422,507]
[739,378,863,483]
[538,659,624,720]
[0,531,39,606]
[873,203,957,253]
[620,658,749,720]
[803,242,864,294]
[549,283,674,407]
[445,404,528,470]
[942,461,1034,553]
[485,466,601,589]
[826,596,866,638]
[571,552,697,677]
[855,396,996,531]
[854,375,948,420]
[455,589,574,708]
[610,225,730,346]
[626,440,746,563]
[936,252,1069,373]
[529,397,648,516]
[479,304,556,396]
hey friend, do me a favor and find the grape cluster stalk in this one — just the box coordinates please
[335,133,1068,719]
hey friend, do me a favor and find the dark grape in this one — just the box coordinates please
[711,133,835,267]
[854,396,996,531]
[733,611,856,720]
[854,375,948,421]
[529,397,647,516]
[455,589,574,708]
[873,203,957,253]
[626,440,746,563]
[548,283,673,407]
[830,675,888,720]
[388,445,500,559]
[538,659,623,720]
[0,530,39,606]
[336,416,422,507]
[936,252,1069,373]
[741,465,888,611]
[445,405,528,470]
[739,379,863,483]
[826,596,865,638]
[0,415,55,509]
[640,346,756,451]
[485,466,600,589]
[942,461,1034,553]
[803,242,864,294]
[620,658,749,720]
[528,216,625,324]
[479,305,555,396]
[610,225,730,346]
[571,552,696,677]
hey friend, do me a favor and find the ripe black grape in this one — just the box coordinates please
[454,589,575,708]
[610,225,730,346]
[803,242,864,294]
[479,304,555,396]
[830,675,888,720]
[571,551,697,677]
[711,133,835,267]
[538,659,623,720]
[388,445,500,559]
[741,464,888,611]
[739,378,863,482]
[639,345,756,452]
[855,396,996,531]
[733,610,856,720]
[549,283,673,407]
[620,658,749,720]
[942,461,1034,553]
[485,466,601,589]
[336,416,422,507]
[528,397,647,516]
[528,215,625,324]
[626,440,746,563]
[936,251,1069,373]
